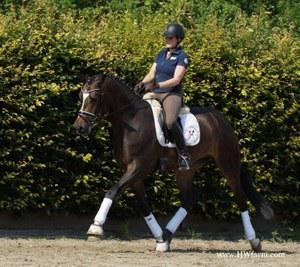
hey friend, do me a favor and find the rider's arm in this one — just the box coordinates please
[157,65,186,89]
[142,63,157,84]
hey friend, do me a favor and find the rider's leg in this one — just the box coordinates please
[162,94,191,170]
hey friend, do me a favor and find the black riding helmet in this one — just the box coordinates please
[163,23,185,40]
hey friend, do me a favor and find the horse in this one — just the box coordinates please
[73,73,274,252]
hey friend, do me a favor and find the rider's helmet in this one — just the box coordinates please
[163,23,185,40]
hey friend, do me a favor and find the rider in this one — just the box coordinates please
[134,23,191,171]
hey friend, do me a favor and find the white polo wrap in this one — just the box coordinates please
[241,210,256,240]
[94,198,113,226]
[166,207,187,234]
[144,213,163,240]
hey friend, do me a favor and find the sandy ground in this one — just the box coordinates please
[0,230,299,267]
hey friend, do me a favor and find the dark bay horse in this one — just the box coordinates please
[73,74,274,252]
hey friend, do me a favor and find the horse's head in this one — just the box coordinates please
[73,74,107,134]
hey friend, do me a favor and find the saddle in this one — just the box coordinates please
[143,92,200,148]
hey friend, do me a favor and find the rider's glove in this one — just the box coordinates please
[134,81,145,94]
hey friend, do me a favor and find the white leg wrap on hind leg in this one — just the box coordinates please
[94,198,113,226]
[144,213,163,241]
[241,210,256,240]
[166,207,187,234]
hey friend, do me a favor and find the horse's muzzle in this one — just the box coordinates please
[73,117,91,135]
[75,125,91,135]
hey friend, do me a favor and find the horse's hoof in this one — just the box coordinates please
[156,241,170,252]
[86,224,103,241]
[250,238,262,252]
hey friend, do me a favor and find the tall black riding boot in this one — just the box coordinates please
[169,122,191,171]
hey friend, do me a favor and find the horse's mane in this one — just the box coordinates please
[92,73,139,101]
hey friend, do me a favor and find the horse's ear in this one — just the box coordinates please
[96,73,106,83]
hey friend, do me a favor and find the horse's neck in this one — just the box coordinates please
[106,80,135,112]
[104,78,141,121]
[104,79,141,165]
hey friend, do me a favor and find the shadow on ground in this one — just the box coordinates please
[0,228,299,244]
[0,212,299,242]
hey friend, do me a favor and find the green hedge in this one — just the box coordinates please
[0,0,299,223]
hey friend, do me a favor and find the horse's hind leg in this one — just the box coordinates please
[215,150,262,252]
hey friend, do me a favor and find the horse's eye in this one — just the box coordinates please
[90,91,100,100]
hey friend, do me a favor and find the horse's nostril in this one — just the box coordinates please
[76,126,89,135]
[75,126,83,134]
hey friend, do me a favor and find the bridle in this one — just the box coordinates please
[78,88,102,128]
[78,88,138,128]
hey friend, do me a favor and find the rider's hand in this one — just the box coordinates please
[134,81,145,94]
[145,82,159,92]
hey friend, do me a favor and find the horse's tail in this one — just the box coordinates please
[240,164,274,220]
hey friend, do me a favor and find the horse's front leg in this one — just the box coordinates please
[130,180,171,252]
[87,164,145,240]
[159,170,195,251]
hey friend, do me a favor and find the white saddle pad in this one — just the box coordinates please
[144,96,200,148]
